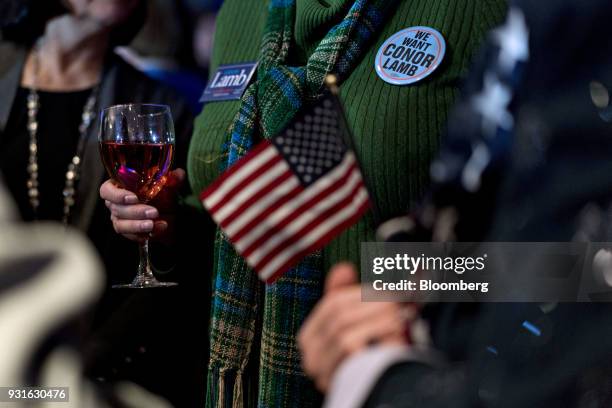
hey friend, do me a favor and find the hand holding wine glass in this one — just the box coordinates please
[100,168,184,242]
[99,104,179,288]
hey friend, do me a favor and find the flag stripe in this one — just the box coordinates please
[232,162,357,250]
[249,174,365,268]
[242,167,363,263]
[208,152,284,215]
[202,142,277,208]
[251,179,366,273]
[231,153,357,247]
[234,156,358,254]
[261,196,370,283]
[257,189,370,281]
[222,175,303,234]
[212,159,291,222]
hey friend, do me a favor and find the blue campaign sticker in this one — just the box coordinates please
[200,62,258,103]
[375,26,446,86]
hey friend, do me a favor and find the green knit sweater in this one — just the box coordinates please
[188,0,506,271]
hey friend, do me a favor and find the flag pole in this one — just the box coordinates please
[324,74,383,227]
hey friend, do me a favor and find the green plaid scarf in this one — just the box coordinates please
[208,1,394,406]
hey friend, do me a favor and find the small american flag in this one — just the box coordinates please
[200,91,370,283]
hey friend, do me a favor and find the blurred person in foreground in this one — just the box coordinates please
[0,1,207,406]
[100,0,508,406]
[299,0,612,406]
[0,180,172,408]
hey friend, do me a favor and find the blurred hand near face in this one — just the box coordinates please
[298,263,414,392]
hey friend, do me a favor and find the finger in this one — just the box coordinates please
[120,222,168,242]
[379,331,409,345]
[316,374,332,393]
[318,312,407,388]
[311,301,407,375]
[168,168,186,186]
[149,170,184,209]
[299,292,411,389]
[322,299,406,342]
[313,287,371,332]
[325,263,358,293]
[162,168,186,192]
[151,220,169,237]
[340,312,407,349]
[299,296,339,379]
[100,180,138,204]
[298,313,320,359]
[299,287,362,348]
[399,305,418,323]
[300,288,373,380]
[110,203,159,220]
[299,325,328,385]
[299,286,384,368]
[112,218,154,235]
[308,288,403,338]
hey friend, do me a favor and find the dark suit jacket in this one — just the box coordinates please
[365,0,612,406]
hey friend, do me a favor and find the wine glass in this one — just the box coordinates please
[99,103,178,288]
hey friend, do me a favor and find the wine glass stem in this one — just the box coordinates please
[135,239,156,285]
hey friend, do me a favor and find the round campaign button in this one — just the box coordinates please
[375,26,446,86]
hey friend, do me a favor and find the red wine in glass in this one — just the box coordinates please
[99,104,177,288]
[100,142,174,203]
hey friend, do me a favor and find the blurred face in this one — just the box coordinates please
[64,0,140,27]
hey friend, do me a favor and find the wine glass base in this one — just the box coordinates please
[112,281,178,289]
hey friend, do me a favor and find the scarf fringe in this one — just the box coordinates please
[206,366,246,408]
[219,370,225,408]
[206,366,218,408]
[232,370,244,408]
